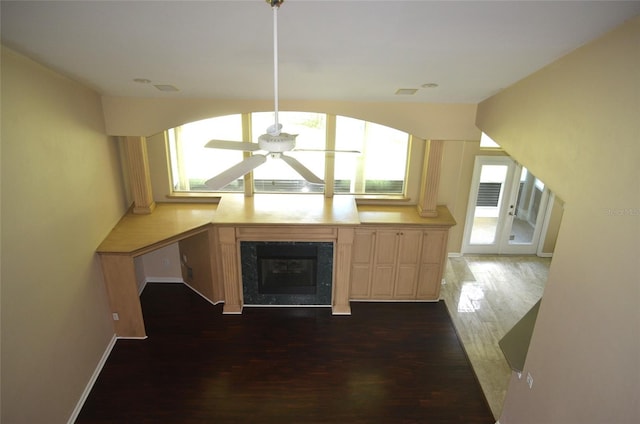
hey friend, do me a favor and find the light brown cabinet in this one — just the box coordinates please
[416,230,448,300]
[350,229,376,298]
[97,200,454,337]
[350,226,448,301]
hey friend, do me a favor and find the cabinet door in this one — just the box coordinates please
[422,230,446,263]
[370,231,398,298]
[393,230,423,298]
[417,230,447,300]
[417,264,442,299]
[350,229,375,298]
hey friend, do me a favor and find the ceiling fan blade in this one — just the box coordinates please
[205,139,260,151]
[204,154,267,189]
[280,154,325,185]
[293,148,361,153]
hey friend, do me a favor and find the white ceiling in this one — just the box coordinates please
[2,0,639,104]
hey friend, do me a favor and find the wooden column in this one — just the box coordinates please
[417,139,444,218]
[99,254,147,338]
[332,227,354,315]
[124,136,156,214]
[218,227,243,314]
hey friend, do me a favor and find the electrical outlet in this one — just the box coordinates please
[112,313,120,321]
[162,258,170,267]
[526,372,533,389]
[182,254,188,263]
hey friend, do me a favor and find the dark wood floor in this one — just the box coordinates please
[77,284,494,423]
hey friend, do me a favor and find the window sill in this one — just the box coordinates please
[166,192,223,203]
[354,195,412,205]
[167,191,412,205]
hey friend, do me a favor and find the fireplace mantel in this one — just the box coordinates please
[212,193,360,226]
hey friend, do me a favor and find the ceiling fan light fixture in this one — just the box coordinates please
[258,132,297,152]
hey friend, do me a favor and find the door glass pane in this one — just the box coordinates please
[469,165,508,244]
[509,168,543,245]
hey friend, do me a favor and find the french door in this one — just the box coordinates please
[462,156,550,255]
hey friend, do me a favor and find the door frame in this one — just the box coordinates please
[499,165,550,254]
[461,156,551,255]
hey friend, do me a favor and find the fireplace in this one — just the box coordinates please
[240,241,333,306]
[258,244,317,295]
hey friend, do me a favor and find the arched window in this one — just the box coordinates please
[167,112,410,196]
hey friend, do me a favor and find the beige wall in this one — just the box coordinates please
[102,97,480,141]
[140,243,183,284]
[477,16,639,424]
[1,47,128,423]
[541,195,564,255]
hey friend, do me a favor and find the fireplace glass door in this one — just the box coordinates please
[240,241,333,306]
[258,244,317,295]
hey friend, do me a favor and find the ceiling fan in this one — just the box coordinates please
[204,0,356,190]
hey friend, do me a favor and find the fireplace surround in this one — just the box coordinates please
[240,241,333,306]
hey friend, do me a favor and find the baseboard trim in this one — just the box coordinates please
[67,334,118,424]
[243,304,331,308]
[142,280,224,306]
[146,277,184,283]
[349,299,440,303]
[140,277,184,294]
[448,252,463,258]
[183,281,225,306]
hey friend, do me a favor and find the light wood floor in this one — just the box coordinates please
[441,255,550,419]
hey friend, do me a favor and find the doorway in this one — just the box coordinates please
[462,156,550,255]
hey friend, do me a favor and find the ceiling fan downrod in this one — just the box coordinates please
[268,0,283,136]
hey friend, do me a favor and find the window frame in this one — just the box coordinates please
[166,112,418,200]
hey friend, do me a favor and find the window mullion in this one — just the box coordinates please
[242,113,254,196]
[173,126,190,191]
[324,114,336,197]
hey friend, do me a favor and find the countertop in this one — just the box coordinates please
[213,194,360,225]
[96,203,218,254]
[97,196,455,255]
[358,204,456,227]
